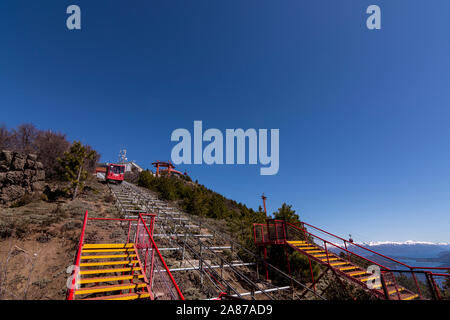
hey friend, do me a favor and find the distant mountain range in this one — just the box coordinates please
[351,241,450,269]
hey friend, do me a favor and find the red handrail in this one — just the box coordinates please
[254,219,450,299]
[138,213,185,300]
[284,221,450,291]
[285,222,391,271]
[88,217,138,221]
[292,220,450,275]
[67,210,89,300]
[289,220,415,270]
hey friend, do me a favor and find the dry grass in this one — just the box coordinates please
[0,177,119,300]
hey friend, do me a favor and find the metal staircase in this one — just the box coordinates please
[66,211,184,300]
[107,181,324,300]
[254,219,449,300]
[286,240,418,300]
[73,243,150,300]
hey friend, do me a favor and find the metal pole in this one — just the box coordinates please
[200,244,204,286]
[263,247,269,281]
[308,257,315,292]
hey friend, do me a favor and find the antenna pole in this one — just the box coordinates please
[261,194,267,217]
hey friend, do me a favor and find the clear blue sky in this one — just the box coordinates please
[1,1,449,243]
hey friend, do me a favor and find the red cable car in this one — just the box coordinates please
[105,163,125,184]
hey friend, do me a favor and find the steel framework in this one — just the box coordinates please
[253,219,450,300]
[66,211,184,300]
[108,181,324,300]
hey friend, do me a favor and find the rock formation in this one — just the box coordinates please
[0,150,45,204]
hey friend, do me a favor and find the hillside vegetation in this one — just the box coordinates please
[137,170,323,284]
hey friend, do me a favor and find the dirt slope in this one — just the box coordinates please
[0,178,117,300]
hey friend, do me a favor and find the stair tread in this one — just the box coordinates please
[83,243,134,249]
[80,260,139,267]
[80,267,141,275]
[82,292,150,300]
[79,274,144,284]
[401,294,419,301]
[82,249,135,253]
[81,254,137,260]
[75,282,147,295]
[339,266,359,271]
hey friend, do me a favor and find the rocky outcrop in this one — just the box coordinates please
[0,150,45,204]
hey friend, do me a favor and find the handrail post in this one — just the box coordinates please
[410,268,422,299]
[126,220,131,243]
[67,210,88,300]
[425,272,438,300]
[284,245,291,275]
[135,214,140,245]
[390,272,402,300]
[283,220,289,242]
[429,273,441,300]
[275,221,279,243]
[308,257,316,292]
[324,242,330,266]
[380,271,390,300]
[343,240,351,263]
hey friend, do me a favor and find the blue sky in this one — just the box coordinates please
[1,1,449,242]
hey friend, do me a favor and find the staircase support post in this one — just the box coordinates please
[308,257,315,292]
[380,271,390,300]
[284,245,291,276]
[263,246,269,281]
[425,272,439,300]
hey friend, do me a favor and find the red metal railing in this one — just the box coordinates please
[67,211,184,300]
[253,219,450,299]
[135,213,185,300]
[66,210,89,300]
[286,220,450,299]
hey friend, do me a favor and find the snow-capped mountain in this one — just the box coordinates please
[350,241,450,268]
[359,240,450,247]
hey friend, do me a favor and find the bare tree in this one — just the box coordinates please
[1,123,100,183]
[10,123,38,153]
[34,130,71,180]
[0,124,12,150]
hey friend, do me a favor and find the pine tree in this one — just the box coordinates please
[273,203,301,224]
[57,141,96,200]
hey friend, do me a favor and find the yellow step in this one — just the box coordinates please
[329,262,348,266]
[288,241,307,244]
[83,292,150,300]
[83,243,134,249]
[80,260,139,267]
[359,275,377,281]
[78,274,144,284]
[304,250,324,254]
[389,287,406,295]
[82,249,135,253]
[402,294,419,301]
[75,283,146,295]
[80,267,141,275]
[80,254,137,260]
[320,257,340,262]
[372,282,392,289]
[339,266,358,271]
